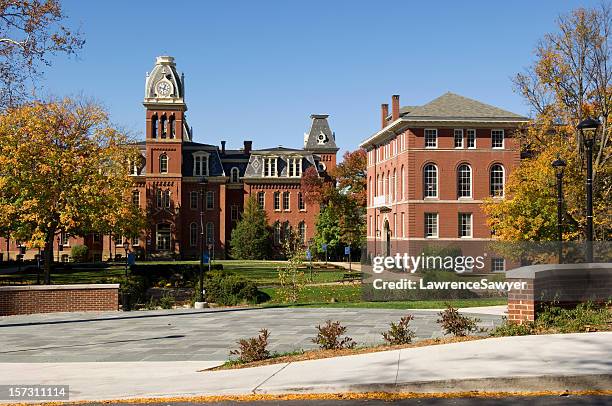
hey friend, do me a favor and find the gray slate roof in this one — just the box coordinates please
[401,92,527,121]
[303,114,339,151]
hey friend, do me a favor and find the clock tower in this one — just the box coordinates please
[143,56,190,256]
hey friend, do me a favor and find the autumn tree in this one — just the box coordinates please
[484,4,612,242]
[0,0,84,109]
[0,98,146,283]
[229,196,272,259]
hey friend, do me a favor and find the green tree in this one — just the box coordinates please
[0,98,146,283]
[312,205,341,255]
[229,196,272,259]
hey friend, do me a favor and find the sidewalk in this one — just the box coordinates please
[1,332,610,402]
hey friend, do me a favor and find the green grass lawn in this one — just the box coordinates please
[0,266,126,285]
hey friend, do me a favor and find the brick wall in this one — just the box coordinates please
[0,284,119,316]
[506,263,612,324]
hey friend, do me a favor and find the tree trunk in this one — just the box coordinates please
[43,230,55,285]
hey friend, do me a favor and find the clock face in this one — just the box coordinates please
[156,81,171,97]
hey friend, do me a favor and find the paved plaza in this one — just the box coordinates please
[0,307,502,362]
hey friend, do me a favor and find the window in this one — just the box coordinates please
[287,157,302,177]
[193,153,208,176]
[492,258,506,272]
[163,190,171,208]
[231,205,240,222]
[425,213,438,238]
[282,221,291,242]
[492,129,504,148]
[160,116,167,138]
[130,160,139,176]
[274,191,280,210]
[206,222,214,243]
[92,233,101,243]
[206,191,214,209]
[156,224,171,251]
[257,191,265,209]
[273,222,281,244]
[458,213,472,238]
[151,115,158,138]
[298,192,305,210]
[230,167,240,183]
[298,222,306,244]
[157,189,170,208]
[114,234,123,246]
[454,129,464,148]
[133,236,139,246]
[400,166,405,200]
[490,164,505,197]
[283,191,290,211]
[156,189,162,208]
[425,129,437,148]
[189,223,198,247]
[169,116,175,139]
[467,129,476,148]
[159,154,168,174]
[263,157,278,177]
[61,232,69,246]
[190,191,199,210]
[131,190,140,206]
[457,164,472,198]
[423,164,438,198]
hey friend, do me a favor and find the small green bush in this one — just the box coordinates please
[490,318,535,336]
[230,329,271,363]
[203,271,260,306]
[437,304,481,337]
[382,315,417,345]
[312,320,355,350]
[159,293,175,309]
[120,275,149,307]
[70,245,89,262]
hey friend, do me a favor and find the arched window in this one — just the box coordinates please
[368,176,372,205]
[400,165,405,200]
[387,171,391,201]
[159,154,168,174]
[189,223,198,247]
[160,115,167,138]
[282,221,291,242]
[490,164,505,197]
[206,222,214,243]
[423,164,438,198]
[169,115,175,139]
[162,189,171,208]
[392,169,397,202]
[230,167,240,183]
[151,115,158,138]
[457,164,472,198]
[273,221,281,244]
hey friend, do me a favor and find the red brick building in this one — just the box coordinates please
[360,93,528,272]
[0,56,338,261]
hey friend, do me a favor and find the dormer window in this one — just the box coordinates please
[230,167,240,183]
[317,131,328,145]
[263,157,278,177]
[287,157,302,177]
[193,152,209,177]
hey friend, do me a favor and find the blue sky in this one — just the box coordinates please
[42,0,602,156]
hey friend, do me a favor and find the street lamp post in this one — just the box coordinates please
[122,241,130,278]
[576,117,600,263]
[552,156,566,264]
[196,178,208,307]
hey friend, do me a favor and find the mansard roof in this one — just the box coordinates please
[303,114,339,152]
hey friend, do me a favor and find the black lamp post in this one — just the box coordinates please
[122,241,130,278]
[552,155,566,264]
[197,178,208,303]
[576,117,600,262]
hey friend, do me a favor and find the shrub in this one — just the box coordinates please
[70,245,89,262]
[120,275,149,307]
[382,315,416,345]
[159,293,175,309]
[490,318,535,336]
[203,271,260,306]
[437,304,481,337]
[312,320,355,350]
[229,329,271,363]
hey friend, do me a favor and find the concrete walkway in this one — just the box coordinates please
[0,307,502,362]
[0,332,609,402]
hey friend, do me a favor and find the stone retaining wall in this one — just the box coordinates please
[0,284,119,316]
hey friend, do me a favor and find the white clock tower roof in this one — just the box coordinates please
[143,55,186,109]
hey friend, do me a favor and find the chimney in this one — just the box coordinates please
[220,140,226,154]
[244,140,252,154]
[381,103,389,129]
[391,95,400,121]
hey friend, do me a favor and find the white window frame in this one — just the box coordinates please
[192,152,210,177]
[492,258,506,272]
[425,213,439,238]
[491,129,505,149]
[263,157,278,177]
[283,191,290,211]
[490,164,505,198]
[273,191,280,211]
[458,213,473,238]
[457,164,472,199]
[132,190,140,207]
[454,129,464,148]
[159,154,168,174]
[298,192,305,211]
[467,129,476,149]
[423,163,438,198]
[424,129,438,148]
[257,191,265,209]
[230,167,240,183]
